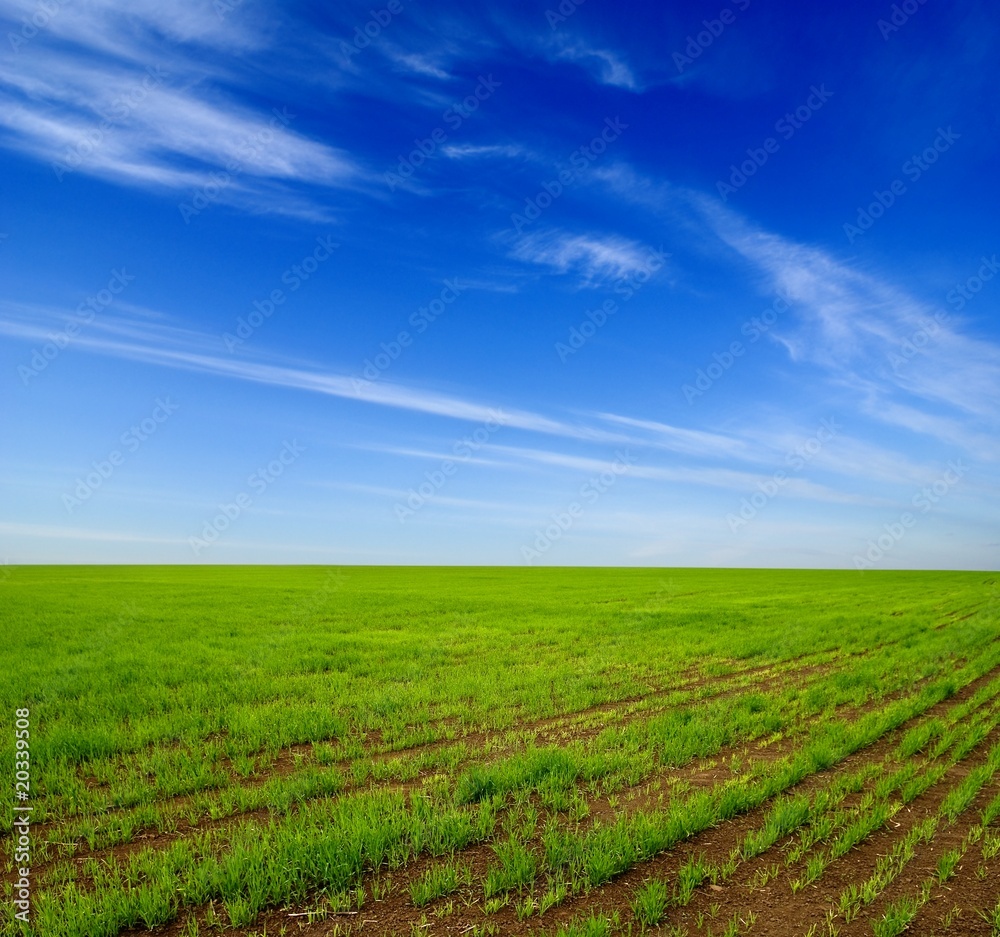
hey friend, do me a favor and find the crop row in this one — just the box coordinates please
[6,645,997,937]
[520,678,1000,936]
[4,642,937,881]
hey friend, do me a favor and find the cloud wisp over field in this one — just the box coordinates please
[0,0,997,566]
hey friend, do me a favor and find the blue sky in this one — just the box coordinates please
[0,0,997,567]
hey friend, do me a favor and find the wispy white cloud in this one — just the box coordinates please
[1,298,898,512]
[595,413,751,460]
[0,0,264,57]
[597,411,955,492]
[697,197,1000,452]
[868,401,993,453]
[0,521,188,544]
[442,143,525,159]
[477,443,884,506]
[552,41,639,90]
[457,277,522,294]
[306,480,552,520]
[382,47,451,79]
[0,0,361,213]
[508,229,657,284]
[6,296,946,504]
[0,59,357,188]
[341,418,928,506]
[586,159,1000,459]
[344,442,518,471]
[0,303,625,443]
[745,426,943,488]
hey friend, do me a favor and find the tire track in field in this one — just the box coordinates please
[834,763,1000,937]
[11,653,923,909]
[574,672,938,832]
[32,633,911,830]
[71,656,805,788]
[4,654,862,891]
[11,657,763,813]
[15,641,975,892]
[934,599,990,629]
[44,640,887,810]
[25,615,948,837]
[6,651,848,854]
[25,602,982,816]
[13,648,991,924]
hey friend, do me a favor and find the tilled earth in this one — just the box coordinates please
[72,656,1000,937]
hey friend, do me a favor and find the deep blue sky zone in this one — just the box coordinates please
[0,0,997,566]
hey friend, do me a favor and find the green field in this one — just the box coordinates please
[2,567,999,937]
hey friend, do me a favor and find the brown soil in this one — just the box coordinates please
[109,661,1000,937]
[7,652,860,874]
[18,639,936,902]
[673,726,1000,937]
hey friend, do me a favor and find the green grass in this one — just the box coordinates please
[0,566,998,936]
[980,896,1000,935]
[410,860,470,906]
[630,879,669,925]
[872,895,919,937]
